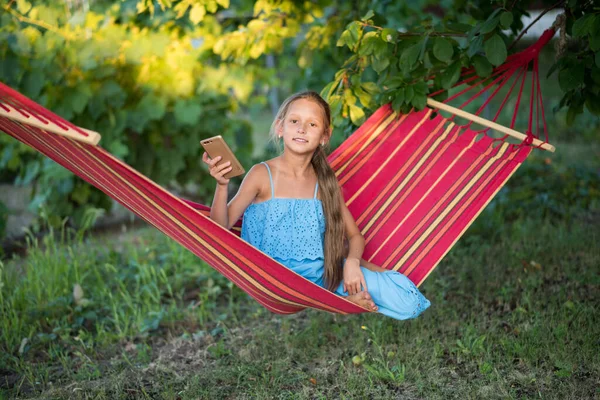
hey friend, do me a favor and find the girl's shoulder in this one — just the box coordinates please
[247,159,276,179]
[241,160,276,200]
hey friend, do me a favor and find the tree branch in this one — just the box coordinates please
[2,4,69,39]
[359,23,466,37]
[508,0,566,51]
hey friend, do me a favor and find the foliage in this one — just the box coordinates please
[1,0,599,236]
[147,0,600,139]
[468,154,600,238]
[0,0,258,231]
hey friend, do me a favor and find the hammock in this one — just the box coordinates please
[0,29,556,316]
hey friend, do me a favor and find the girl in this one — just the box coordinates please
[203,91,430,320]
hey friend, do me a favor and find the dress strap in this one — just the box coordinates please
[313,181,319,199]
[261,162,275,199]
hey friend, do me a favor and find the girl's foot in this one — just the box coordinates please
[347,291,378,311]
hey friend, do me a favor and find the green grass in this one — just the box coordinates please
[1,210,598,398]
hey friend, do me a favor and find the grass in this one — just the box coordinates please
[1,211,598,398]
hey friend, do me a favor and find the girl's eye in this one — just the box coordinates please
[310,123,317,127]
[291,119,297,123]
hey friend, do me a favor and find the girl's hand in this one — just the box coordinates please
[202,152,232,186]
[343,258,367,295]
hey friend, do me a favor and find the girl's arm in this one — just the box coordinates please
[204,154,264,230]
[340,197,368,294]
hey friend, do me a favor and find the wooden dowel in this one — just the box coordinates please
[0,103,101,145]
[427,98,555,153]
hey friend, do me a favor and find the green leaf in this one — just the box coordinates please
[391,88,405,113]
[433,38,453,63]
[591,66,600,84]
[174,100,202,126]
[381,28,397,43]
[372,36,388,57]
[108,140,129,159]
[404,85,414,103]
[355,87,373,108]
[330,95,343,115]
[336,30,352,48]
[71,184,91,205]
[424,51,433,69]
[349,104,365,125]
[572,14,596,38]
[441,61,461,89]
[361,10,374,21]
[566,103,580,126]
[136,94,166,123]
[473,54,493,78]
[546,59,564,78]
[344,88,356,105]
[413,81,428,94]
[65,84,93,114]
[585,92,600,116]
[480,17,499,34]
[411,93,427,110]
[500,12,513,29]
[484,34,507,66]
[216,0,230,7]
[596,52,600,68]
[445,22,472,33]
[399,43,421,72]
[23,69,45,98]
[384,76,404,90]
[590,31,600,52]
[372,54,390,73]
[348,21,362,44]
[320,81,336,101]
[467,35,483,58]
[358,31,378,56]
[361,82,379,94]
[558,64,585,92]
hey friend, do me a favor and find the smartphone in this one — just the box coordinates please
[200,135,245,179]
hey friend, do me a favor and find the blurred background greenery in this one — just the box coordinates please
[0,0,598,239]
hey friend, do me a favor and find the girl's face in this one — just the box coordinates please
[278,98,329,154]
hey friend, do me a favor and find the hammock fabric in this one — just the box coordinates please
[0,29,555,316]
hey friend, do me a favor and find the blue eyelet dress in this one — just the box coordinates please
[241,162,430,320]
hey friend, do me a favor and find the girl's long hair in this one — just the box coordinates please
[269,91,344,292]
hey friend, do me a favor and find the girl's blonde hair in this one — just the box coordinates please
[269,91,344,292]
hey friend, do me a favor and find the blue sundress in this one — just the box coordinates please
[240,162,430,320]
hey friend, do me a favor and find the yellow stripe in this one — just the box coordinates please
[401,143,518,274]
[368,126,481,262]
[334,112,400,178]
[413,149,527,286]
[360,117,452,233]
[346,110,433,206]
[391,142,512,271]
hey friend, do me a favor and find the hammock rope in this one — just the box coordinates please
[0,28,557,316]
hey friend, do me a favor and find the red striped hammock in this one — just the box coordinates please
[0,29,556,316]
